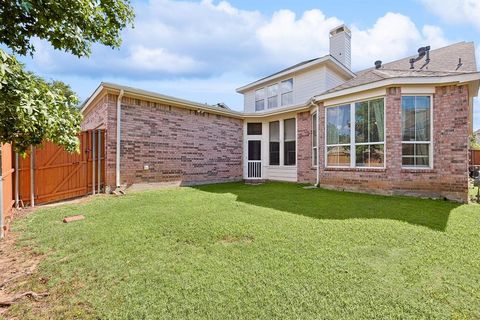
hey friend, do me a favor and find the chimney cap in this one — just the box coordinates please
[329,24,351,37]
[374,60,382,69]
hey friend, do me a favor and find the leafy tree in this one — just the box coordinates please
[0,0,134,154]
[0,50,82,154]
[0,0,135,57]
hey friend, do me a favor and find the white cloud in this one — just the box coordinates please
[18,0,454,106]
[474,98,480,131]
[421,0,480,30]
[128,46,202,73]
[257,9,342,65]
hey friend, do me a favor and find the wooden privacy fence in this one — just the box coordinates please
[1,143,14,237]
[15,130,105,206]
[470,150,480,166]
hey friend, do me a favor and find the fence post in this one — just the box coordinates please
[30,146,35,207]
[15,153,19,208]
[92,130,96,195]
[0,144,4,238]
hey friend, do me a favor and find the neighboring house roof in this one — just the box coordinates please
[236,55,355,93]
[320,42,478,96]
[81,82,243,118]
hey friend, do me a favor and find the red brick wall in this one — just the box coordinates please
[297,111,316,183]
[297,85,470,202]
[84,94,243,188]
[82,94,117,188]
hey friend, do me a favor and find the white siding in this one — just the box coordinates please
[293,66,328,104]
[242,66,330,112]
[244,90,255,113]
[264,166,297,182]
[325,68,347,91]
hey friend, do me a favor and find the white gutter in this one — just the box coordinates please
[315,105,320,187]
[116,89,124,188]
[314,72,480,102]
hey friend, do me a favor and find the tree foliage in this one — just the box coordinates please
[0,0,134,154]
[0,0,135,57]
[0,49,82,154]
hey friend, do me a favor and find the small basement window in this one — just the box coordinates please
[247,123,262,135]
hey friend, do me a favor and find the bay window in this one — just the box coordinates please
[354,99,384,167]
[326,104,351,167]
[401,96,431,167]
[312,112,317,166]
[255,88,265,111]
[284,118,296,165]
[269,121,280,165]
[326,98,385,168]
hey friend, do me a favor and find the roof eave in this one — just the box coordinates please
[314,72,480,102]
[81,83,244,119]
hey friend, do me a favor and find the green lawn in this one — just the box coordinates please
[10,182,480,319]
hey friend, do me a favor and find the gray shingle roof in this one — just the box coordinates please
[321,42,477,95]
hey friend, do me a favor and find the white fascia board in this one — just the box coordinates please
[82,82,244,119]
[243,102,312,119]
[314,72,480,102]
[80,84,105,114]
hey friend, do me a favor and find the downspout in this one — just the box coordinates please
[308,99,321,187]
[315,104,320,187]
[116,89,124,189]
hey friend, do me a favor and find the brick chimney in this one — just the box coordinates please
[329,24,352,70]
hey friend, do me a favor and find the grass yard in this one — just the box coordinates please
[8,182,480,319]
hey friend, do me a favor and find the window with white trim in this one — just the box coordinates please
[255,88,265,111]
[267,84,278,109]
[284,118,296,165]
[269,121,280,165]
[354,99,385,167]
[281,78,293,106]
[312,112,317,166]
[401,96,431,167]
[326,98,385,168]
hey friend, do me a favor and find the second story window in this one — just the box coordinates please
[255,89,265,111]
[281,78,293,106]
[267,84,278,109]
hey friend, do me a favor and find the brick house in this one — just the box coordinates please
[81,25,480,202]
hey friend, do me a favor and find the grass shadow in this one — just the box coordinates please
[195,182,460,231]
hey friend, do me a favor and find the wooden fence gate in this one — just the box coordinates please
[470,150,480,166]
[15,130,105,206]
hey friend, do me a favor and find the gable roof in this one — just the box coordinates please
[236,55,355,93]
[321,42,477,95]
[81,82,243,118]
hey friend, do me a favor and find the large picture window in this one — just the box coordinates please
[269,121,280,165]
[326,98,385,168]
[355,98,384,167]
[402,96,431,167]
[326,104,351,166]
[284,118,296,165]
[312,113,317,166]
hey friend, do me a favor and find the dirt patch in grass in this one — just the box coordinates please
[0,230,46,317]
[217,235,254,245]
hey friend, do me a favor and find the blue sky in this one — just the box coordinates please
[13,0,480,128]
